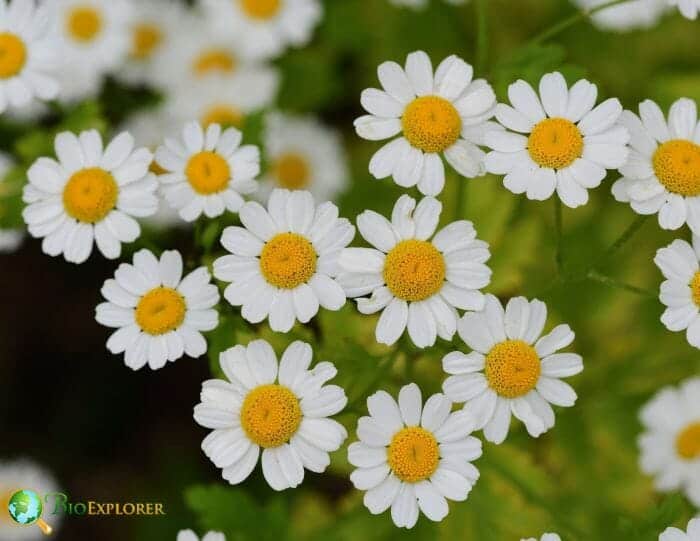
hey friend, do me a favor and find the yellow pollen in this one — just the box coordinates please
[273,153,310,190]
[185,151,231,195]
[691,272,700,308]
[241,384,301,448]
[149,159,167,176]
[62,167,118,223]
[260,233,317,289]
[401,96,462,153]
[653,140,700,197]
[131,23,162,60]
[387,427,440,483]
[383,239,445,302]
[193,49,237,76]
[66,6,102,42]
[528,117,583,169]
[135,287,186,335]
[240,0,281,19]
[485,339,541,398]
[201,105,244,129]
[0,32,27,78]
[676,422,700,460]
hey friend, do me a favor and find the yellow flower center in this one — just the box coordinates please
[62,167,118,223]
[193,49,237,77]
[652,140,700,197]
[241,384,301,448]
[485,339,541,398]
[528,117,583,170]
[131,23,162,60]
[66,6,102,42]
[149,159,167,176]
[273,153,311,190]
[185,151,231,195]
[0,488,18,524]
[260,233,317,289]
[240,0,281,19]
[0,32,27,78]
[135,287,186,335]
[691,272,700,308]
[201,105,244,129]
[383,239,445,302]
[401,96,462,154]
[676,422,700,460]
[387,427,440,483]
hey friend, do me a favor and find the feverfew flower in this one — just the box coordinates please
[96,249,219,370]
[639,378,700,507]
[213,189,353,332]
[338,194,491,348]
[443,295,583,444]
[522,535,562,541]
[571,0,668,31]
[356,51,497,196]
[348,383,482,529]
[612,98,700,234]
[22,130,157,264]
[669,0,700,19]
[486,72,629,208]
[194,340,348,490]
[177,531,225,541]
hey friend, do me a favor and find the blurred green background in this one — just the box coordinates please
[2,0,700,539]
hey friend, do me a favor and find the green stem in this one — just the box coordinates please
[586,270,656,298]
[554,198,564,275]
[475,0,489,73]
[595,214,649,269]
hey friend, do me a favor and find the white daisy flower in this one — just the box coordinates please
[654,236,700,348]
[213,188,353,333]
[389,0,468,8]
[0,458,61,541]
[0,151,23,253]
[337,194,491,348]
[348,383,481,529]
[522,535,562,541]
[485,72,629,208]
[638,377,700,507]
[194,339,348,490]
[669,0,700,18]
[571,0,668,31]
[54,0,131,102]
[177,531,225,541]
[96,248,219,370]
[442,294,583,444]
[660,518,700,540]
[154,121,260,222]
[201,0,323,61]
[612,98,700,234]
[22,129,157,264]
[0,0,60,113]
[258,112,349,203]
[355,50,497,196]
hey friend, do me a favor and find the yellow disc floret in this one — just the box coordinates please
[201,105,244,129]
[260,233,317,289]
[0,32,27,78]
[241,384,302,448]
[193,49,237,76]
[691,272,700,308]
[676,422,700,460]
[401,96,462,154]
[528,117,583,170]
[185,151,231,195]
[67,6,102,42]
[63,167,118,223]
[485,339,541,398]
[240,0,281,19]
[273,153,310,190]
[653,140,700,197]
[383,240,446,302]
[135,287,186,335]
[387,426,440,483]
[131,23,162,60]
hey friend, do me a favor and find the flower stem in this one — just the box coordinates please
[586,270,656,298]
[554,198,564,275]
[475,0,489,73]
[595,214,649,269]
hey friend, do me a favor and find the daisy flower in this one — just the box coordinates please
[571,0,668,31]
[612,98,700,234]
[177,531,225,541]
[0,0,60,113]
[213,188,353,332]
[638,377,700,507]
[654,236,700,348]
[154,121,260,222]
[201,0,323,61]
[355,50,497,196]
[96,249,219,370]
[442,294,583,444]
[485,72,629,208]
[193,339,348,490]
[257,112,349,202]
[348,383,481,529]
[22,130,157,264]
[522,535,562,541]
[660,519,700,540]
[337,194,491,348]
[669,0,700,18]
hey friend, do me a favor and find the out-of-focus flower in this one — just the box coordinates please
[571,0,668,32]
[668,0,700,19]
[389,0,468,8]
[0,152,23,253]
[177,531,225,541]
[521,535,562,541]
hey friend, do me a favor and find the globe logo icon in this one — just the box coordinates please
[7,489,53,535]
